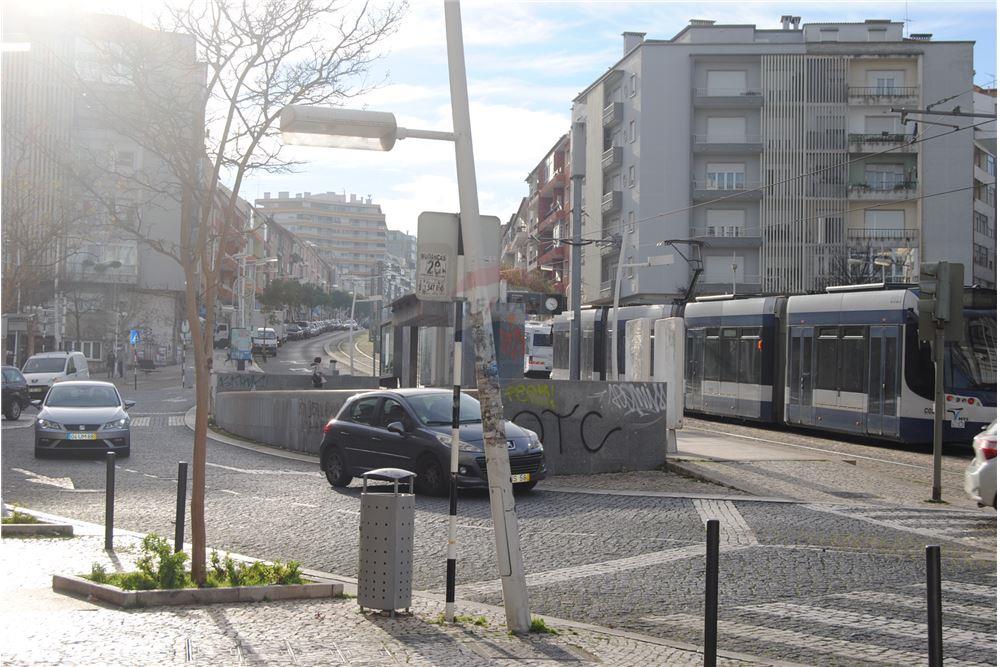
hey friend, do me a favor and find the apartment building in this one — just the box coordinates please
[501,198,531,271]
[972,86,996,288]
[572,18,975,304]
[525,134,570,291]
[255,191,386,295]
[385,229,417,300]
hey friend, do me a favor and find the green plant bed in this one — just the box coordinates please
[2,509,41,524]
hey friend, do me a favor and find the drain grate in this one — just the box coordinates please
[827,491,878,499]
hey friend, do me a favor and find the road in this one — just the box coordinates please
[2,350,996,666]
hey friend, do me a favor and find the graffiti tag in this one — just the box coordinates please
[601,383,667,418]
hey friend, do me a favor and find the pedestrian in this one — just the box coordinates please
[117,356,124,378]
[106,351,116,379]
[310,356,326,389]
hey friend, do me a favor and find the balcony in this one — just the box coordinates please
[537,244,566,267]
[692,181,763,201]
[602,101,623,128]
[847,181,918,201]
[847,86,919,105]
[848,133,917,154]
[602,146,623,171]
[690,226,762,247]
[693,88,763,108]
[693,133,763,154]
[601,190,622,215]
[846,227,919,247]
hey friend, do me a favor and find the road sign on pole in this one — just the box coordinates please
[417,212,460,302]
[129,329,140,345]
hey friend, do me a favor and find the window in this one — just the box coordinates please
[704,329,720,381]
[738,328,762,385]
[974,243,990,267]
[864,163,906,189]
[379,398,408,428]
[974,211,992,237]
[867,29,887,42]
[721,328,739,382]
[864,209,904,232]
[628,165,635,188]
[705,163,745,190]
[839,327,866,393]
[349,397,379,425]
[867,70,904,93]
[819,28,839,42]
[816,328,839,390]
[628,120,636,143]
[707,117,746,143]
[628,211,635,232]
[629,73,637,96]
[706,209,746,237]
[706,70,747,96]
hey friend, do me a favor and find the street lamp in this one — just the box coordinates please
[279,1,531,633]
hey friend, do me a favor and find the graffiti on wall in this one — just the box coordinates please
[503,382,622,455]
[600,382,667,419]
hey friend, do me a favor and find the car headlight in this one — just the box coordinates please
[435,432,481,452]
[102,417,129,430]
[37,419,63,430]
[525,429,544,452]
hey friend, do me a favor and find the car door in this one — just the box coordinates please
[336,396,384,473]
[371,397,419,469]
[65,357,77,380]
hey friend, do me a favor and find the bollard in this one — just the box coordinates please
[926,545,943,666]
[174,461,188,553]
[105,452,116,550]
[704,519,720,667]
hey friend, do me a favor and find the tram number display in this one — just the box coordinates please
[416,247,453,301]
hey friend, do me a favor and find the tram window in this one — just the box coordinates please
[739,328,761,385]
[904,324,934,400]
[839,327,866,393]
[705,329,720,381]
[816,327,839,391]
[553,329,569,371]
[721,328,739,382]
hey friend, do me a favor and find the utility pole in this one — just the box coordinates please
[444,0,531,632]
[569,121,585,381]
[610,232,628,381]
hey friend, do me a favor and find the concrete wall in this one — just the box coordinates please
[500,378,667,475]
[215,373,379,393]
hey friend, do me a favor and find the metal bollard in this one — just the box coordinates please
[105,452,116,550]
[704,519,720,667]
[926,545,943,667]
[174,462,188,553]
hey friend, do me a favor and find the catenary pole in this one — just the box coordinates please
[931,322,945,501]
[569,121,584,381]
[610,231,628,381]
[445,291,463,622]
[443,0,531,633]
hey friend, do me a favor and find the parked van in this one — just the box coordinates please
[214,323,230,348]
[251,328,279,356]
[21,351,90,400]
[524,321,553,378]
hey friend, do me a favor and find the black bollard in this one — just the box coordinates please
[926,545,943,666]
[105,452,116,550]
[175,462,188,553]
[705,519,720,667]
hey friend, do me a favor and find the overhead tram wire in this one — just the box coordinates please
[564,117,995,245]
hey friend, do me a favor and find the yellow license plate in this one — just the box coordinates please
[510,473,530,483]
[68,433,97,440]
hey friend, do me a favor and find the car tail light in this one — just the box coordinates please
[976,435,997,460]
[322,420,335,434]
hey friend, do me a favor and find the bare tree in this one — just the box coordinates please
[55,0,405,582]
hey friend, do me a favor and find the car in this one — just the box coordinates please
[33,381,134,458]
[965,420,997,509]
[22,351,90,401]
[214,323,230,348]
[286,324,303,340]
[2,365,31,420]
[251,327,278,357]
[295,321,313,338]
[319,389,547,496]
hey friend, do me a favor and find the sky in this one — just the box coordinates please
[12,0,999,236]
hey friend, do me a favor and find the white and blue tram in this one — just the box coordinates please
[550,287,996,443]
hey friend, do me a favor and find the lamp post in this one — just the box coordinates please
[279,0,531,633]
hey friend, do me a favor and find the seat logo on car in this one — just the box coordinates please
[507,440,515,450]
[79,425,86,431]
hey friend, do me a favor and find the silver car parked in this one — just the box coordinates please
[33,381,134,458]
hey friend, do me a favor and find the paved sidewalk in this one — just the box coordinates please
[0,513,771,666]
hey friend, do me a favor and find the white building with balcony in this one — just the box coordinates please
[572,18,975,304]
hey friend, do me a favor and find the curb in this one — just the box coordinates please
[184,406,318,463]
[537,485,802,504]
[661,458,773,498]
[2,523,74,537]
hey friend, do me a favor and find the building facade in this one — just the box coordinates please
[972,86,996,289]
[385,229,417,301]
[572,18,975,305]
[525,134,570,292]
[501,198,531,271]
[255,191,387,295]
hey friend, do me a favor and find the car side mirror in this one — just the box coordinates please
[30,400,41,409]
[124,400,136,410]
[387,421,406,436]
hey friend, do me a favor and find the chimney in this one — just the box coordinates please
[279,191,288,199]
[780,15,794,30]
[264,192,270,199]
[909,33,932,41]
[622,31,646,55]
[688,19,715,27]
[791,16,801,30]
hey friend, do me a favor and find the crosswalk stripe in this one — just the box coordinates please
[641,613,937,666]
[131,417,151,427]
[934,582,998,598]
[168,416,186,426]
[751,602,997,650]
[806,504,995,548]
[692,499,759,547]
[828,591,996,617]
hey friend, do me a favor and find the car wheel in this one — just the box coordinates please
[119,447,131,459]
[34,447,48,459]
[323,447,352,487]
[416,455,447,496]
[513,480,538,494]
[4,399,21,421]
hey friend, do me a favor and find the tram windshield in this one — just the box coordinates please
[948,313,997,390]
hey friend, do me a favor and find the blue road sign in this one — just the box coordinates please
[129,329,140,345]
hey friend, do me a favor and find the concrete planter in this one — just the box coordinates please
[2,523,74,537]
[53,574,343,609]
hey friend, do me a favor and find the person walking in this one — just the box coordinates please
[310,356,326,389]
[106,351,116,379]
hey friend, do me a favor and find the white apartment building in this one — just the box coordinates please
[573,18,976,304]
[972,86,996,289]
[255,191,387,294]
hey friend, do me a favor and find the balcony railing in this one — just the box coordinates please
[847,86,919,102]
[848,181,918,200]
[692,181,761,191]
[846,228,919,244]
[602,146,623,171]
[602,102,623,127]
[601,190,622,214]
[694,88,762,98]
[848,132,908,144]
[694,134,762,144]
[690,226,762,238]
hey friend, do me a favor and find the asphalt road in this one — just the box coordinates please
[2,355,996,666]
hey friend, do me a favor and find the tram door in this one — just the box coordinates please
[686,330,704,411]
[787,327,814,424]
[866,326,900,438]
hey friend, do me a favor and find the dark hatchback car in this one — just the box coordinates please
[2,366,30,420]
[319,389,547,495]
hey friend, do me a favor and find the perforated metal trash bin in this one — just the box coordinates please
[357,468,415,615]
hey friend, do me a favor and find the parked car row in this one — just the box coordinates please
[285,319,358,341]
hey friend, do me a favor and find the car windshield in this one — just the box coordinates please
[45,385,121,408]
[407,393,482,425]
[23,358,67,373]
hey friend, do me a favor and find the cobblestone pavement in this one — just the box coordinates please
[0,533,757,666]
[2,374,996,665]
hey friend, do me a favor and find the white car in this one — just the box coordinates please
[965,420,997,509]
[22,351,90,401]
[251,328,279,357]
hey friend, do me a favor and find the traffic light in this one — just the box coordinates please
[917,261,965,342]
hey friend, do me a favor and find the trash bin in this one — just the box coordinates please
[357,468,415,616]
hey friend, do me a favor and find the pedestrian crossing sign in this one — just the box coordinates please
[129,329,140,345]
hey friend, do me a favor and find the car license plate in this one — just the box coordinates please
[511,473,530,483]
[68,433,97,440]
